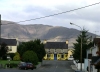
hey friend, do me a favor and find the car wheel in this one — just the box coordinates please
[25,68,27,70]
[31,68,33,70]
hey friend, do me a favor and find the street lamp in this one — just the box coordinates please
[70,22,83,71]
[0,14,1,48]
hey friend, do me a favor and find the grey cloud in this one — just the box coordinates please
[54,4,100,23]
[23,5,55,16]
[1,3,100,35]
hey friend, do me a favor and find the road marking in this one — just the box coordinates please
[56,66,58,68]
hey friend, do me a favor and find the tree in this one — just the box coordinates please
[73,29,93,63]
[22,51,38,65]
[0,42,8,60]
[13,52,20,61]
[17,39,46,62]
[32,39,46,62]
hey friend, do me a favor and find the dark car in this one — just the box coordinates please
[18,62,36,70]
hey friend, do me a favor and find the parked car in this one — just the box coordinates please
[18,62,36,70]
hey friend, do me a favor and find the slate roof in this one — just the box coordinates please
[44,42,68,49]
[93,38,100,45]
[0,38,17,46]
[92,56,100,64]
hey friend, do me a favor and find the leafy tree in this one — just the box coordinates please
[22,51,38,65]
[13,52,20,61]
[17,39,46,62]
[73,29,93,63]
[0,42,8,60]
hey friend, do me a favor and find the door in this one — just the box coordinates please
[54,54,57,60]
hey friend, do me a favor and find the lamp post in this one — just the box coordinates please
[0,14,1,47]
[70,22,82,71]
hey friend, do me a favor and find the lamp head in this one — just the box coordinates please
[70,22,73,25]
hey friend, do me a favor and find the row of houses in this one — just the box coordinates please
[0,38,73,60]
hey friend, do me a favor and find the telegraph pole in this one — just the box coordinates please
[0,14,1,46]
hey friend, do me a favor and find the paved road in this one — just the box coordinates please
[0,60,75,72]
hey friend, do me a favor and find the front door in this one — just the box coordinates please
[54,54,57,60]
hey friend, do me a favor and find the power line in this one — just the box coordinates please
[2,1,100,25]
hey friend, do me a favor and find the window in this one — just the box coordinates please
[9,46,12,51]
[47,54,50,57]
[61,55,64,58]
[58,55,60,57]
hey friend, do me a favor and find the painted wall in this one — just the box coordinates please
[73,60,84,70]
[84,59,88,71]
[8,46,17,53]
[57,54,61,60]
[86,46,98,72]
[93,65,97,72]
[92,46,98,56]
[67,49,73,59]
[44,54,47,60]
[50,54,54,60]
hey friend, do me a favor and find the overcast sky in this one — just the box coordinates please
[0,0,100,35]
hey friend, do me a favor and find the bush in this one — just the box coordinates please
[5,63,18,68]
[22,51,38,65]
[13,52,20,61]
[13,55,20,61]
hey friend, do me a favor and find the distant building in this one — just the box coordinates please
[43,40,73,60]
[0,38,18,53]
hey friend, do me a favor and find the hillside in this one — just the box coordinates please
[1,20,96,48]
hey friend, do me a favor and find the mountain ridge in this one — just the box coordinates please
[1,20,96,48]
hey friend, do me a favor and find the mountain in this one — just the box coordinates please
[1,20,96,48]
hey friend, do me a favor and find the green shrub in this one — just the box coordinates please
[22,51,38,65]
[5,63,18,68]
[13,55,20,61]
[13,52,20,61]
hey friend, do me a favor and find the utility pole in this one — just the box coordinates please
[0,14,1,47]
[94,31,99,38]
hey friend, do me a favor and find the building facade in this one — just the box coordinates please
[0,38,18,53]
[85,38,100,72]
[43,40,69,60]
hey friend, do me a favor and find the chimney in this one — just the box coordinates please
[43,39,47,44]
[66,40,68,44]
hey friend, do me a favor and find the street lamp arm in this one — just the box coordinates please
[70,22,82,31]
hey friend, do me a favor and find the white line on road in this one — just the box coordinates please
[56,66,58,68]
[54,65,58,72]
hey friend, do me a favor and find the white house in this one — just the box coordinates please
[85,38,100,72]
[85,46,98,72]
[0,38,18,53]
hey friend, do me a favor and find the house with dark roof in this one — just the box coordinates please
[0,38,18,53]
[85,38,100,72]
[43,40,69,60]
